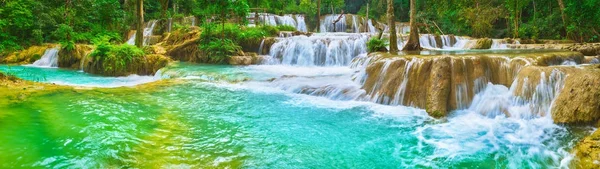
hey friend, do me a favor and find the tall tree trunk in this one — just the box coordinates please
[387,0,398,53]
[364,1,369,32]
[135,0,144,48]
[557,0,567,37]
[316,0,321,32]
[513,0,519,38]
[402,0,420,51]
[160,0,168,19]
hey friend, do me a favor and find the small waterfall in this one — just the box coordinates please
[352,15,359,33]
[491,39,520,49]
[279,15,297,28]
[295,15,307,32]
[390,58,421,105]
[167,18,173,32]
[126,20,158,46]
[491,39,508,49]
[258,39,266,55]
[255,13,307,32]
[266,33,369,66]
[409,34,472,50]
[32,48,60,68]
[320,14,347,33]
[367,19,377,33]
[470,69,566,118]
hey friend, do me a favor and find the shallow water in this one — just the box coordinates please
[0,65,159,87]
[0,63,591,168]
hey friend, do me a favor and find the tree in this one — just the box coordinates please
[363,0,369,32]
[316,0,321,32]
[387,0,398,53]
[135,0,143,48]
[402,0,420,51]
[159,0,168,19]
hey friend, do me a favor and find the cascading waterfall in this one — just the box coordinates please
[491,39,521,49]
[126,20,158,46]
[352,15,359,33]
[470,69,566,118]
[413,34,472,50]
[295,15,308,32]
[367,19,377,33]
[320,14,347,33]
[32,48,60,68]
[266,33,369,66]
[255,13,308,32]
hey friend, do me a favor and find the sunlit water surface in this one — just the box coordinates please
[0,63,591,168]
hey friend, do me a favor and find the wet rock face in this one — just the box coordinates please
[1,45,54,64]
[228,53,266,65]
[551,66,600,124]
[360,52,585,117]
[573,128,600,169]
[472,38,493,49]
[58,45,94,69]
[84,54,171,76]
[566,43,600,56]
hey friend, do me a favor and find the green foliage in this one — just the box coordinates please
[89,37,144,74]
[276,25,296,32]
[201,23,281,46]
[61,40,75,52]
[199,39,241,64]
[367,38,388,53]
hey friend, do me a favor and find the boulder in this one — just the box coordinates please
[471,38,493,49]
[551,65,600,124]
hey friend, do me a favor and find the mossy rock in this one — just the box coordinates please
[471,38,492,49]
[2,44,56,64]
[572,129,600,169]
[58,44,95,69]
[84,54,171,76]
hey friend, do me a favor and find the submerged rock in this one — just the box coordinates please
[228,53,266,65]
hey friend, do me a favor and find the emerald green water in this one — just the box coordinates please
[0,63,590,168]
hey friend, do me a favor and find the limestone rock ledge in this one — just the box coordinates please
[360,51,585,117]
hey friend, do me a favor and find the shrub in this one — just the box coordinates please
[61,40,75,52]
[367,38,389,53]
[89,37,145,75]
[199,39,241,64]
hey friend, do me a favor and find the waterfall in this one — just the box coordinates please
[255,13,307,32]
[266,33,369,66]
[258,39,266,55]
[352,15,359,33]
[408,34,472,50]
[279,15,297,28]
[470,69,566,118]
[491,39,520,49]
[167,18,173,32]
[126,20,158,46]
[295,15,308,32]
[320,14,347,33]
[367,19,377,33]
[32,48,60,68]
